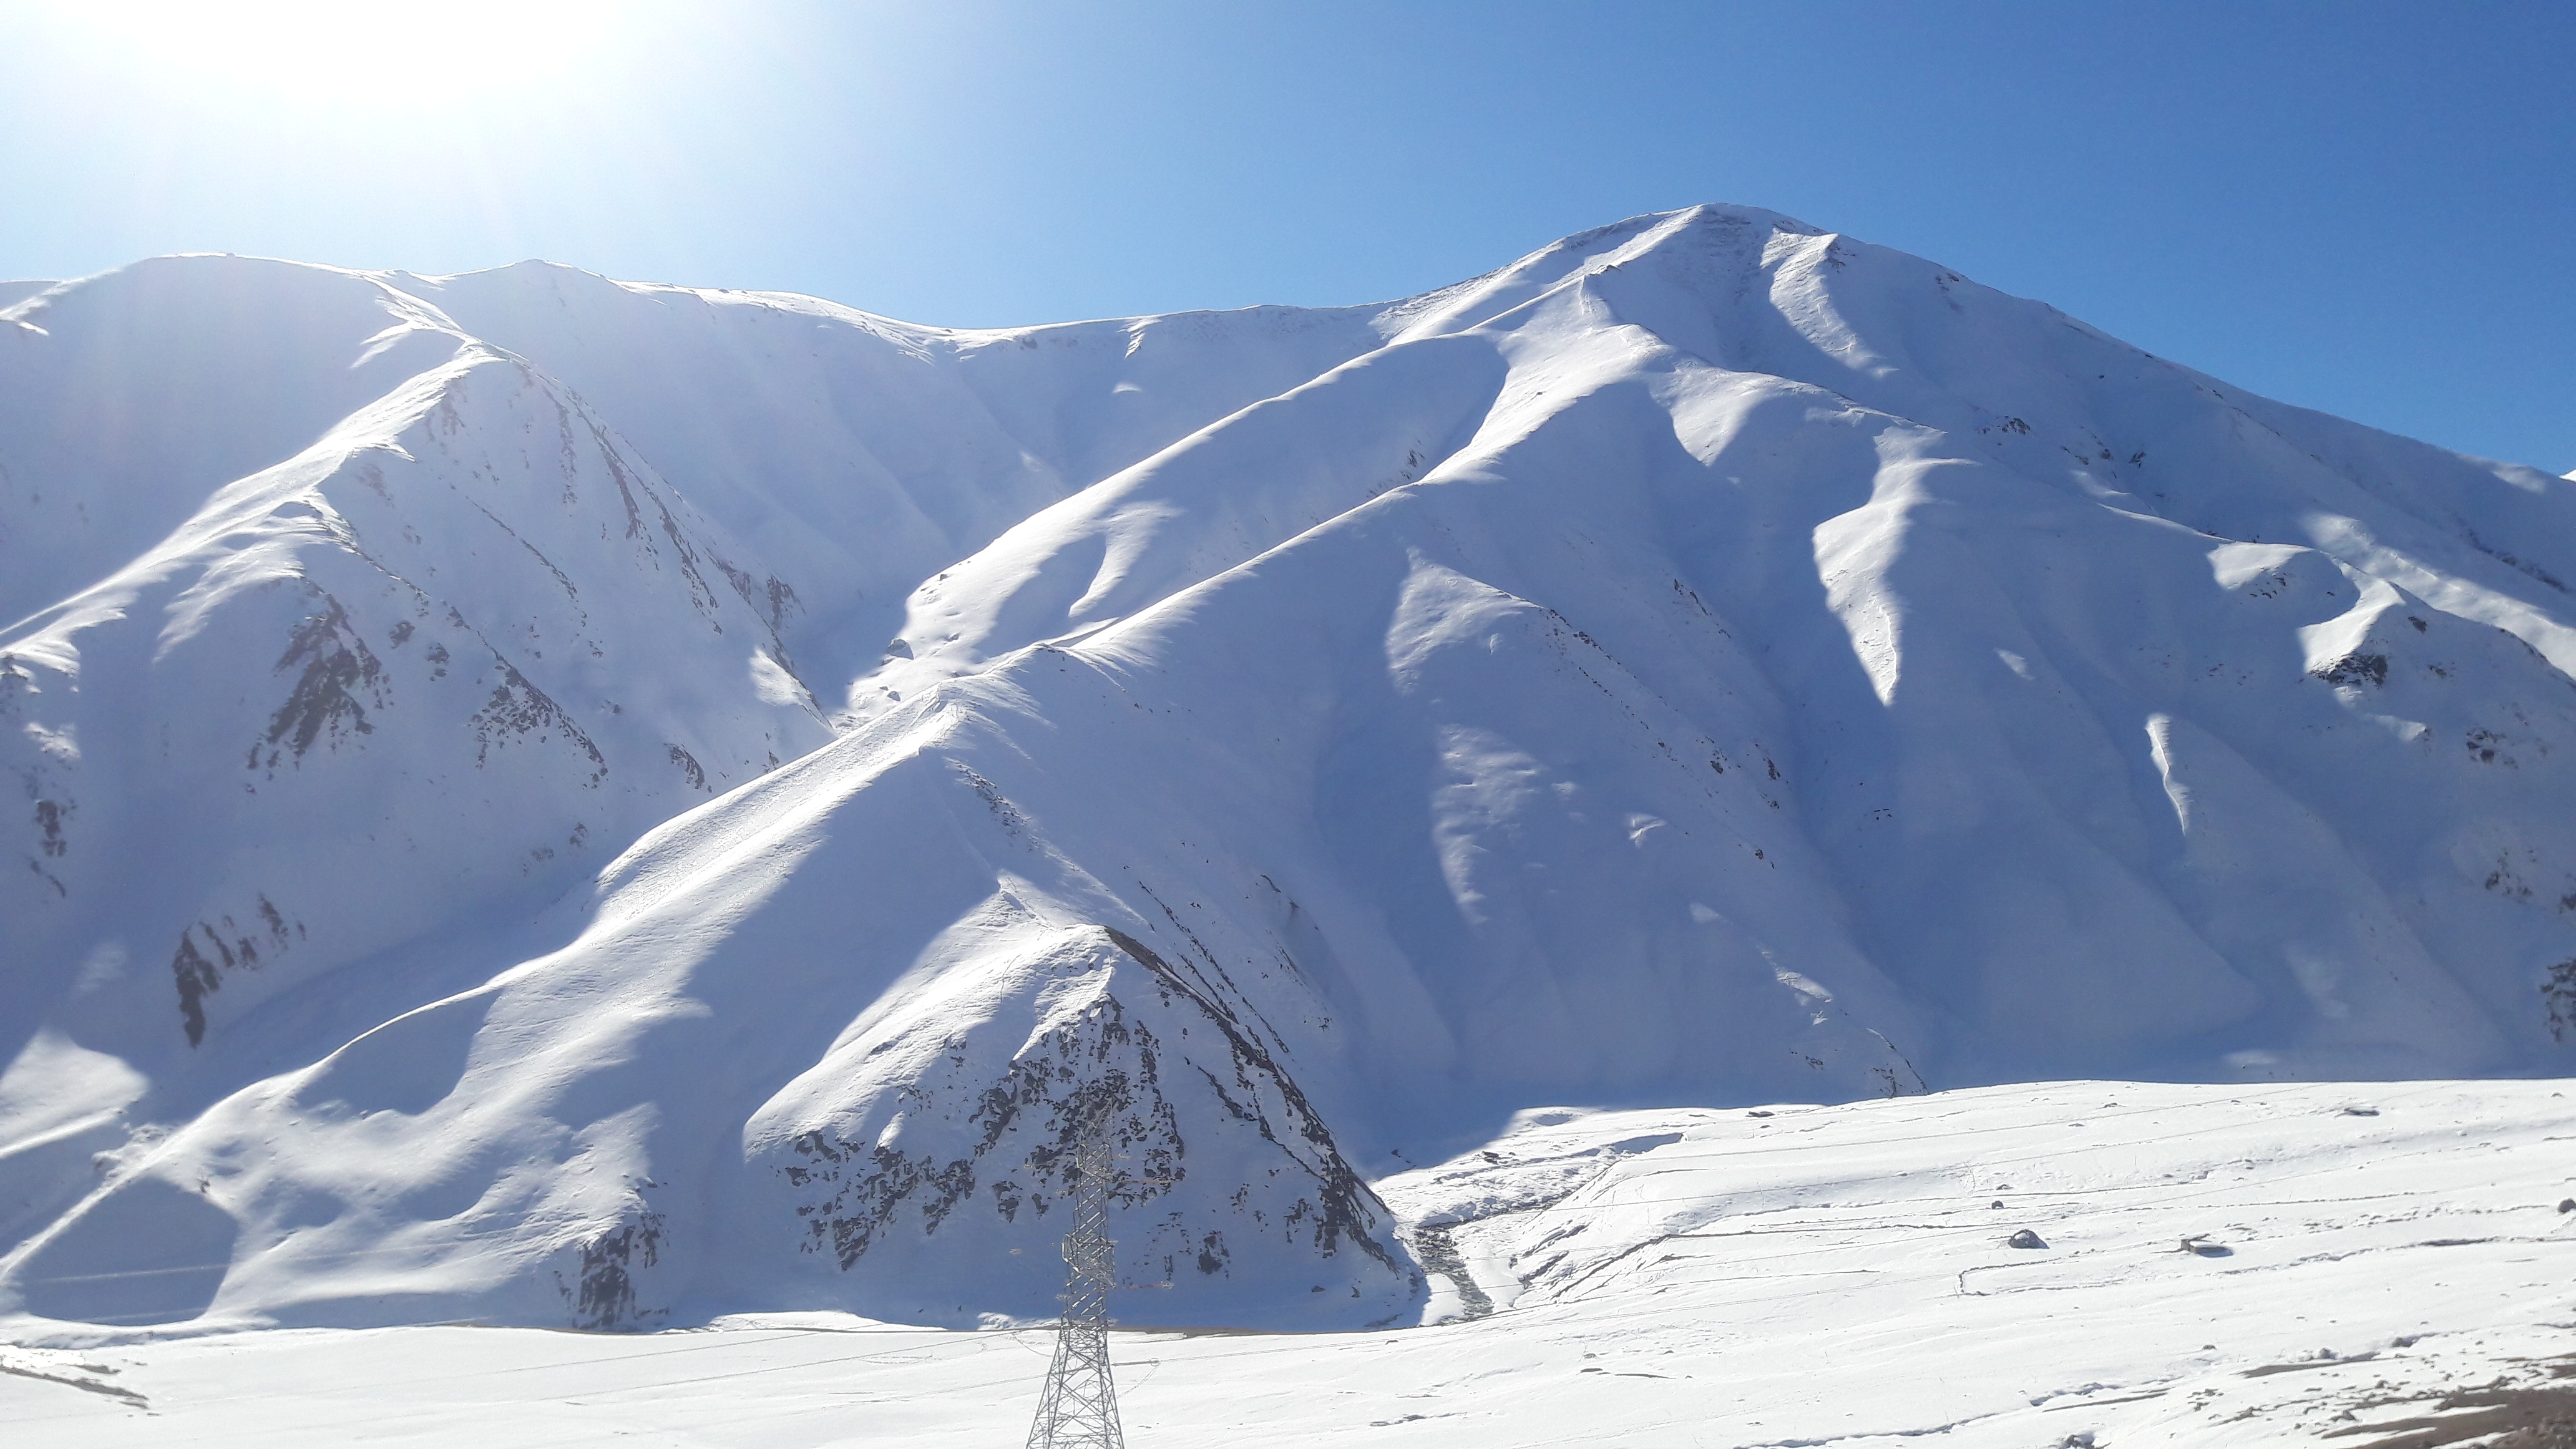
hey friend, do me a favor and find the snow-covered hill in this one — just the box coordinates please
[0,258,1406,1320]
[4,206,2573,1339]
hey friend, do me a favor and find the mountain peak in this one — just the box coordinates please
[4,209,2570,1334]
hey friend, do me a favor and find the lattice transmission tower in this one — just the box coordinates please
[1025,1105,1125,1449]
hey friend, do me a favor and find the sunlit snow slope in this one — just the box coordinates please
[4,206,2573,1337]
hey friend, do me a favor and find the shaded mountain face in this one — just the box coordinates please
[2,205,2571,1334]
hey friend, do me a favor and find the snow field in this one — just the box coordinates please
[3,1078,2569,1446]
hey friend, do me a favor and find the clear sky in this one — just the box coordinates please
[6,1,2571,471]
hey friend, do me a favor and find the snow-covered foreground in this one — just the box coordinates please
[7,1078,2570,1447]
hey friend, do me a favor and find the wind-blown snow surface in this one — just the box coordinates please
[4,1080,2572,1447]
[4,207,2575,1338]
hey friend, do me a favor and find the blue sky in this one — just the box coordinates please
[6,1,2570,470]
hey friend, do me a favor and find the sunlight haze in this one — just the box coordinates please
[3,1,2572,479]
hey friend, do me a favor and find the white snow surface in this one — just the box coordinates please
[2,1079,2570,1445]
[4,205,2575,1342]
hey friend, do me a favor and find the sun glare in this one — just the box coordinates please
[77,0,632,114]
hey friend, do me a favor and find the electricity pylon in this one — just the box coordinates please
[1026,1105,1125,1449]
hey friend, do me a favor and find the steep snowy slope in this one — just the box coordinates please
[0,266,839,1277]
[0,257,1411,1287]
[399,263,1399,693]
[5,207,2574,1340]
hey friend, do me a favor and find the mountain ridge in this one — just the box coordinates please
[3,204,2572,1335]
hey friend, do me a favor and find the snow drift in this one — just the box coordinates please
[3,205,2572,1335]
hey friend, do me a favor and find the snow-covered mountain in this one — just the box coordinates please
[3,206,2572,1337]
